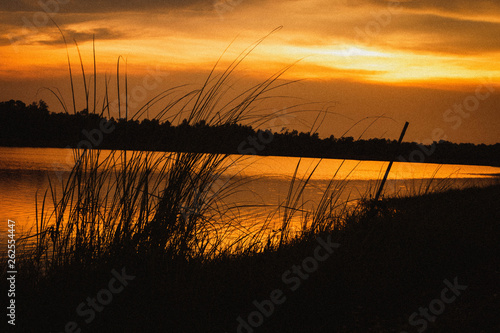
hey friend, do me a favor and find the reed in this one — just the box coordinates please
[20,29,350,283]
[16,28,429,292]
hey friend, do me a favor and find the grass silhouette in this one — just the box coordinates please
[1,29,499,332]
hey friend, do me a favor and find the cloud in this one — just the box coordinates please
[1,0,499,87]
[378,13,500,55]
[0,24,126,47]
[38,27,124,45]
[361,0,500,16]
[0,0,220,14]
[3,0,498,58]
[255,0,500,56]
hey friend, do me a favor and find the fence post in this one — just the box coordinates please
[374,121,409,202]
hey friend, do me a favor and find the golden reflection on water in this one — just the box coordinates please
[232,155,500,180]
[0,147,499,249]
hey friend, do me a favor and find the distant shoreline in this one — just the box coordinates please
[1,99,499,168]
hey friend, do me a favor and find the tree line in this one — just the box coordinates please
[1,99,499,166]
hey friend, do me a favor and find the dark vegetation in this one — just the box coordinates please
[1,99,499,166]
[4,184,499,332]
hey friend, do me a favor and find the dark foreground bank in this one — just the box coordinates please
[3,184,499,332]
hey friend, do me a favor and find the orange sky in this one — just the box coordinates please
[0,0,499,144]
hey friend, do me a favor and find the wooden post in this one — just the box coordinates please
[374,121,409,202]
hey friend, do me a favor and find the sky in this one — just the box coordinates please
[0,0,499,144]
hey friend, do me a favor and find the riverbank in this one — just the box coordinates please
[4,183,499,332]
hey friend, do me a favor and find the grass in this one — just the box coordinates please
[7,182,499,332]
[1,31,499,332]
[20,38,304,275]
[4,29,345,291]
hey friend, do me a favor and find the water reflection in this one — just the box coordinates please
[0,147,499,246]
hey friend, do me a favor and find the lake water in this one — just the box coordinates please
[1,147,499,247]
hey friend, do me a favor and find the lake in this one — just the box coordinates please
[1,147,499,247]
